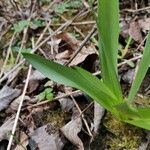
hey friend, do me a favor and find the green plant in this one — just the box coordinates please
[22,0,150,130]
[54,0,82,14]
[38,87,54,101]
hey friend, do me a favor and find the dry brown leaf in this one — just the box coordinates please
[57,33,96,66]
[129,21,143,43]
[61,118,83,150]
[14,132,29,150]
[8,95,31,112]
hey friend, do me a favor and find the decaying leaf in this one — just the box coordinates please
[129,21,143,43]
[0,86,21,111]
[61,118,83,150]
[138,18,150,33]
[8,95,31,112]
[28,70,46,81]
[29,124,64,150]
[93,102,105,135]
[122,69,135,84]
[0,116,15,141]
[14,132,29,150]
[57,33,96,66]
[58,92,74,111]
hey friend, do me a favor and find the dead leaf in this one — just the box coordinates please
[47,39,61,54]
[28,70,46,81]
[57,33,96,66]
[93,102,105,135]
[55,50,70,60]
[0,116,15,141]
[58,92,74,111]
[24,70,46,94]
[14,132,29,150]
[138,18,150,33]
[61,118,83,150]
[8,95,31,112]
[27,80,39,94]
[0,86,21,111]
[29,124,64,150]
[122,69,135,84]
[129,21,143,43]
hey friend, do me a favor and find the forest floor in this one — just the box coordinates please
[0,0,150,150]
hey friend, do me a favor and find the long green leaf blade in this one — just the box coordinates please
[97,0,122,100]
[128,31,150,102]
[126,119,150,130]
[22,53,120,112]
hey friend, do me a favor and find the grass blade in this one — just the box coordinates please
[97,0,122,100]
[128,31,150,102]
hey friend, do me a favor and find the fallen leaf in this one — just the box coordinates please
[0,86,21,111]
[8,95,31,112]
[57,33,96,66]
[129,21,143,43]
[122,69,135,84]
[0,116,15,141]
[58,92,74,111]
[14,132,29,150]
[138,18,150,33]
[29,124,64,150]
[28,70,46,81]
[61,118,83,150]
[93,102,105,135]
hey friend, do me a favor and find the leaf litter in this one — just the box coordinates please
[0,0,150,149]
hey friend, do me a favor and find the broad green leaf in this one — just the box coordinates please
[97,0,122,100]
[128,31,150,102]
[22,53,120,112]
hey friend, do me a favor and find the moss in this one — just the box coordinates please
[103,112,145,150]
[134,95,150,107]
[42,109,70,129]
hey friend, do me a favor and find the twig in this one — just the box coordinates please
[123,6,150,12]
[70,95,93,138]
[7,65,32,150]
[15,0,37,63]
[27,90,81,109]
[50,21,95,26]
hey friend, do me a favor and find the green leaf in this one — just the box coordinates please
[22,53,120,112]
[116,101,150,129]
[54,2,70,14]
[128,31,150,102]
[38,87,54,101]
[13,20,29,33]
[125,118,150,130]
[97,0,122,100]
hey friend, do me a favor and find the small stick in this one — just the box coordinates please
[7,65,32,150]
[71,95,93,138]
